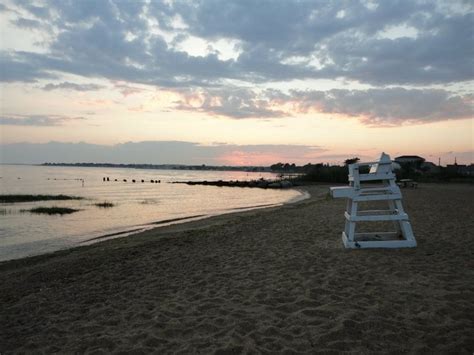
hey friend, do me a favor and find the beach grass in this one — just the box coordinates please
[0,194,83,203]
[94,201,115,208]
[26,207,80,215]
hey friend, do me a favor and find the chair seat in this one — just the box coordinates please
[330,186,355,198]
[349,172,395,181]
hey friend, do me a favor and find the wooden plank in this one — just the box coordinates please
[349,173,395,181]
[342,232,417,248]
[352,194,402,202]
[344,211,408,222]
[356,209,398,214]
[330,186,354,198]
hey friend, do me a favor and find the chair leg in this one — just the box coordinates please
[345,201,358,242]
[398,220,416,242]
[392,199,416,242]
[388,200,401,234]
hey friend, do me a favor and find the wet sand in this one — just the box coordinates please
[1,184,473,353]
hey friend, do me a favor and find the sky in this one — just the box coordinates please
[0,0,473,165]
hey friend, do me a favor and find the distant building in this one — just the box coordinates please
[465,164,474,176]
[420,161,440,174]
[394,155,425,165]
[446,163,474,176]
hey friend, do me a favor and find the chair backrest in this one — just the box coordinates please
[348,153,394,189]
[369,152,392,174]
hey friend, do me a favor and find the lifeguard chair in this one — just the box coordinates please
[330,153,417,248]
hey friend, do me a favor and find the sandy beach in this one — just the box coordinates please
[1,183,473,354]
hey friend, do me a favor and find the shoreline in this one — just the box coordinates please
[1,183,472,353]
[0,187,312,264]
[81,188,310,246]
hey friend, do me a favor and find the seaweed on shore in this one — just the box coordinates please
[94,201,115,208]
[25,207,80,215]
[0,194,83,203]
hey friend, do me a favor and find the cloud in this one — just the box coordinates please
[12,17,42,29]
[14,0,50,18]
[0,52,56,82]
[318,12,474,85]
[0,140,325,165]
[0,114,86,126]
[0,3,18,14]
[289,88,474,125]
[1,0,472,129]
[173,87,473,124]
[113,82,147,97]
[2,140,472,165]
[2,0,472,87]
[174,88,287,118]
[42,82,104,91]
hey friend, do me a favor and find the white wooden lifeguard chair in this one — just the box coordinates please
[330,153,417,249]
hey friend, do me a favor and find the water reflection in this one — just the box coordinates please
[0,165,305,261]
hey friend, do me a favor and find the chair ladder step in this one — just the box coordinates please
[345,211,408,222]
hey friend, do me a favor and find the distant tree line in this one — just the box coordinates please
[270,158,473,184]
[395,162,473,183]
[270,161,358,183]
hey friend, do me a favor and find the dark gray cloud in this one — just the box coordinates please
[2,0,473,126]
[12,17,42,29]
[42,82,104,91]
[155,0,474,85]
[3,0,472,86]
[288,88,474,125]
[174,88,287,118]
[0,52,57,82]
[15,0,50,18]
[0,3,17,13]
[160,1,430,54]
[1,114,86,126]
[318,12,474,85]
[173,87,473,124]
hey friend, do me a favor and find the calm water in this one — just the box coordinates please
[0,165,306,261]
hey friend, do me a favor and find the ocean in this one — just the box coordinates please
[0,164,306,261]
